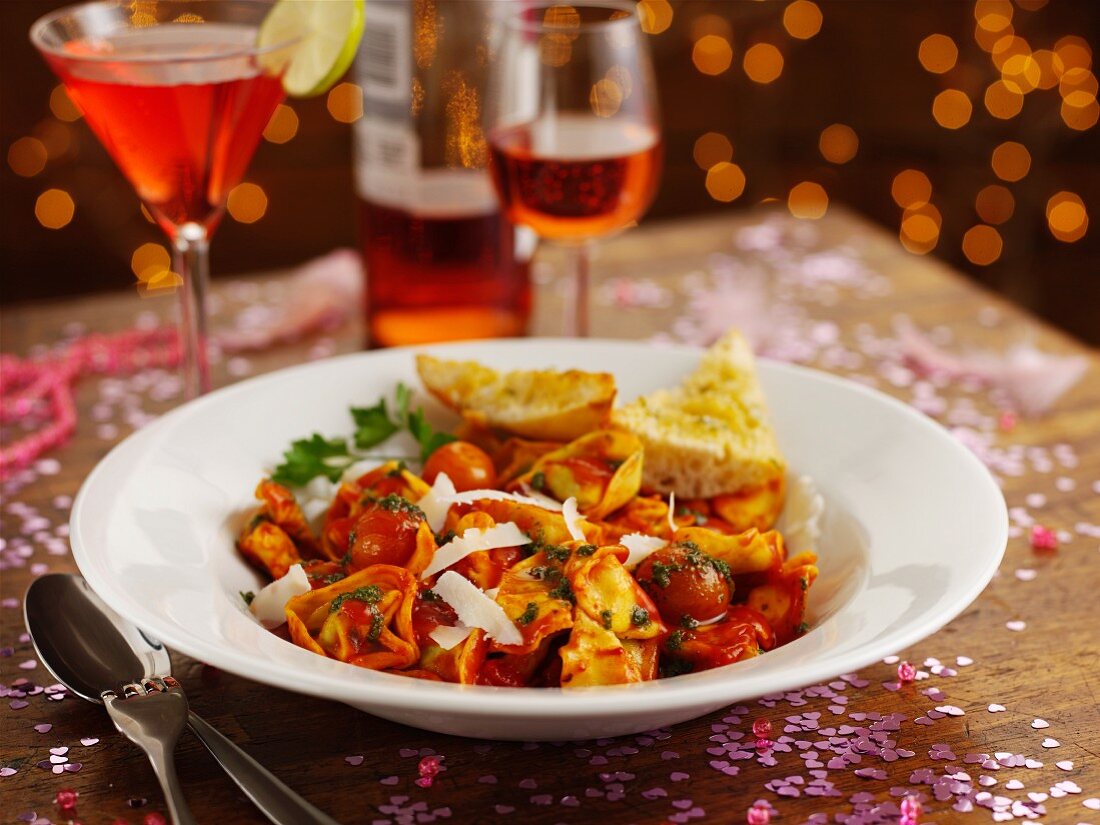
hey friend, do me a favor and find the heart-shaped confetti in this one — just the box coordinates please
[1082,798,1100,810]
[1027,792,1048,803]
[1006,620,1026,631]
[0,767,16,777]
[33,724,52,734]
[1056,760,1074,771]
[49,747,68,756]
[379,776,398,786]
[669,772,690,782]
[1005,779,1025,790]
[988,704,1006,712]
[1042,737,1060,748]
[79,737,99,747]
[956,655,974,666]
[344,756,363,766]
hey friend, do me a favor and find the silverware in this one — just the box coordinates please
[25,573,340,825]
[103,676,196,825]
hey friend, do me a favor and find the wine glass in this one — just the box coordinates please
[486,1,662,337]
[31,1,299,398]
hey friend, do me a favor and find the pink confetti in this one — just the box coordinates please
[1056,760,1074,771]
[17,660,36,670]
[1015,568,1038,581]
[1032,719,1050,729]
[345,756,363,767]
[33,724,52,734]
[79,737,99,746]
[1082,798,1100,810]
[988,704,1007,712]
[0,768,15,777]
[1030,525,1058,551]
[1042,738,1060,748]
[1006,620,1026,632]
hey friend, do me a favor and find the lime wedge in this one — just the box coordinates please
[257,0,365,98]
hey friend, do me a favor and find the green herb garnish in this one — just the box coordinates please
[600,609,614,629]
[630,606,651,627]
[577,544,597,557]
[350,398,400,449]
[666,629,685,650]
[329,585,384,613]
[272,433,353,486]
[517,602,538,625]
[376,494,426,520]
[530,471,546,491]
[549,578,575,603]
[240,590,255,605]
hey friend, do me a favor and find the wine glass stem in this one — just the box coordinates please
[563,241,592,338]
[172,222,212,398]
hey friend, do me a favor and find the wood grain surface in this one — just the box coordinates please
[2,208,1098,824]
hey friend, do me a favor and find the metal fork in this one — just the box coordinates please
[103,676,196,825]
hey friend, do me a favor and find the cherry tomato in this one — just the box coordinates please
[634,543,731,625]
[347,502,421,570]
[411,591,459,646]
[423,441,497,492]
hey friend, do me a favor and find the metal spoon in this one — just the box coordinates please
[25,573,340,825]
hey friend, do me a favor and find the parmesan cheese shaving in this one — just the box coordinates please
[620,533,669,568]
[432,571,523,646]
[249,564,310,629]
[428,623,474,651]
[417,472,457,533]
[562,497,584,542]
[448,488,563,511]
[517,482,568,510]
[421,523,531,579]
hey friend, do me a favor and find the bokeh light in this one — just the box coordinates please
[984,80,1024,119]
[743,43,784,84]
[990,141,1031,181]
[1054,35,1092,73]
[130,242,171,283]
[918,34,958,74]
[327,82,363,123]
[263,104,299,144]
[693,132,734,170]
[962,224,1003,265]
[693,35,734,76]
[990,35,1030,72]
[975,185,1015,225]
[1061,98,1099,130]
[782,1,822,40]
[7,137,47,178]
[900,203,942,255]
[788,181,828,219]
[690,13,731,42]
[35,189,75,229]
[891,169,932,208]
[49,86,82,122]
[974,0,1012,33]
[1001,53,1041,93]
[1046,191,1089,242]
[589,77,624,117]
[818,124,858,164]
[637,0,673,35]
[33,121,72,160]
[1032,49,1064,90]
[226,183,268,224]
[932,89,972,129]
[705,162,746,202]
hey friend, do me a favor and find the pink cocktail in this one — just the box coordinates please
[32,2,298,397]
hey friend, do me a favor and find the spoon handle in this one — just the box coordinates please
[186,711,341,825]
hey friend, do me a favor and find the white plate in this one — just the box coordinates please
[70,339,1007,740]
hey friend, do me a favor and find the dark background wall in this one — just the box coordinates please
[2,0,1097,344]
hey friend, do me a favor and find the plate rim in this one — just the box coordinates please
[69,338,1008,717]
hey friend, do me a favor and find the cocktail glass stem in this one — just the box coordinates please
[173,222,212,398]
[561,241,593,338]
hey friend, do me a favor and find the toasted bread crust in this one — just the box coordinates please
[416,354,617,441]
[611,331,785,499]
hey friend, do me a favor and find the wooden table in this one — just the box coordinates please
[2,208,1098,824]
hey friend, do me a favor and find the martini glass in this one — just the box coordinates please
[31,1,299,398]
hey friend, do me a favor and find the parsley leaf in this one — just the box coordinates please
[272,434,352,486]
[351,399,399,449]
[406,407,456,462]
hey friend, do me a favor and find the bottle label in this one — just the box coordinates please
[353,0,497,217]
